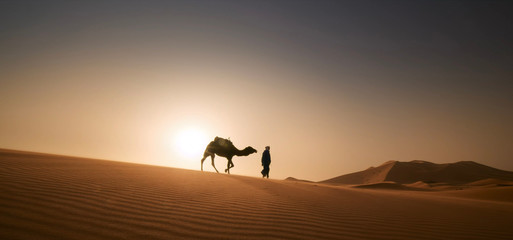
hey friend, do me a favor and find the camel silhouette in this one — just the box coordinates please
[201,137,257,174]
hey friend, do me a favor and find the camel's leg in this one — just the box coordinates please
[225,158,234,174]
[210,155,219,173]
[201,155,207,171]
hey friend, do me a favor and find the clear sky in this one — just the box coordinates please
[1,0,512,181]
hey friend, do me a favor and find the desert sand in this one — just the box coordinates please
[1,149,513,240]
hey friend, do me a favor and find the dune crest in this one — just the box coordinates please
[284,177,312,183]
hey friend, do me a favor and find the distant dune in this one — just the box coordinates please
[1,149,513,239]
[320,160,513,186]
[284,177,313,183]
[352,182,429,191]
[466,178,513,187]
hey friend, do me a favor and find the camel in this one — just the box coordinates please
[201,137,257,174]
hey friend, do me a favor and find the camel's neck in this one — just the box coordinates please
[235,147,253,156]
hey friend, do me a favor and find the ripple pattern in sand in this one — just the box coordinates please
[1,150,512,240]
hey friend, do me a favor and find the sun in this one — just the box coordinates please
[174,128,209,158]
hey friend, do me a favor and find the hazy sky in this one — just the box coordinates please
[1,0,512,181]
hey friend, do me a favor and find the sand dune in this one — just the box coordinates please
[320,160,397,185]
[352,182,428,191]
[438,186,513,203]
[321,160,513,185]
[1,149,513,239]
[284,177,312,183]
[466,178,513,187]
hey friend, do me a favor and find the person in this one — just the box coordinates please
[261,146,271,178]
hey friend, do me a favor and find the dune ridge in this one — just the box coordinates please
[1,149,513,239]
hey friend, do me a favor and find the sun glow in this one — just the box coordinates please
[174,128,209,159]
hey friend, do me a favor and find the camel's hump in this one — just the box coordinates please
[214,137,233,146]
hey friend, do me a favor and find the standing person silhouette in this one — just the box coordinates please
[261,146,271,178]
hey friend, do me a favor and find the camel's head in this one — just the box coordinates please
[244,146,257,154]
